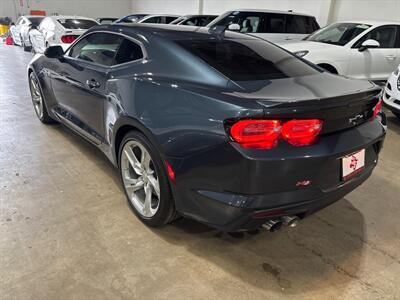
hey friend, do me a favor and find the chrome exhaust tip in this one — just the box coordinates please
[262,219,283,232]
[281,216,299,228]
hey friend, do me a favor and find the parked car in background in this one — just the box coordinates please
[9,15,44,51]
[29,16,99,53]
[114,14,149,24]
[28,24,386,232]
[383,65,400,118]
[96,17,118,25]
[279,21,400,81]
[170,14,218,27]
[137,14,180,24]
[207,9,319,43]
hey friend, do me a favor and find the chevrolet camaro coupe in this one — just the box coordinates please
[28,24,386,232]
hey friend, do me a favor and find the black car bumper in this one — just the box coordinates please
[171,116,386,231]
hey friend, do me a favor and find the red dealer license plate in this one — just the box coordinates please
[342,149,365,181]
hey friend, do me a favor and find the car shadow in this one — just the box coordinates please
[154,199,367,296]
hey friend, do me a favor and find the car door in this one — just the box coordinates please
[50,32,125,144]
[348,25,400,81]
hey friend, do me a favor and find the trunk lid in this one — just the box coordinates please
[231,73,381,134]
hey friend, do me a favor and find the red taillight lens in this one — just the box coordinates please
[281,119,323,146]
[229,119,323,149]
[230,120,281,149]
[371,98,382,120]
[61,35,78,44]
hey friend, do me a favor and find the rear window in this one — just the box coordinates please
[28,17,44,26]
[175,39,319,81]
[57,19,98,29]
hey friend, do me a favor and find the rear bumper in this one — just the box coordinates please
[171,117,386,231]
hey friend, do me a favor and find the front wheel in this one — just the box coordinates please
[119,131,175,227]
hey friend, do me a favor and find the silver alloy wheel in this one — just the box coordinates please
[29,73,43,119]
[121,140,161,217]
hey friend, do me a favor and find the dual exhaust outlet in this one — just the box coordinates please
[262,216,299,232]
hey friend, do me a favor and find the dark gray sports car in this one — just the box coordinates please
[28,24,386,232]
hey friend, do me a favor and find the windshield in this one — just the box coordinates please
[58,19,98,29]
[305,22,371,46]
[175,39,320,82]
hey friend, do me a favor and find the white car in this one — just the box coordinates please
[29,16,99,53]
[137,14,180,24]
[207,9,320,43]
[383,65,400,118]
[9,15,45,51]
[279,21,400,81]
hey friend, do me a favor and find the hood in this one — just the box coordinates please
[278,40,343,53]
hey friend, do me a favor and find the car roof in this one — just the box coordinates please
[141,14,180,18]
[48,15,97,21]
[223,9,315,17]
[96,23,259,41]
[180,14,218,18]
[333,20,400,26]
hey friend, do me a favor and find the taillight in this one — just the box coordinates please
[230,120,281,149]
[229,119,323,149]
[281,119,323,146]
[371,98,382,120]
[61,35,78,44]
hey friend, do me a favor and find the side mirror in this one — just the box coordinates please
[227,23,240,31]
[359,39,380,52]
[44,46,64,59]
[10,22,15,26]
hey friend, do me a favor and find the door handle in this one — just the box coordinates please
[86,79,101,89]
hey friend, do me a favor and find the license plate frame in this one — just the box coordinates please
[342,149,365,181]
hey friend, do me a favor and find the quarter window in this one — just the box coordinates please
[354,25,398,48]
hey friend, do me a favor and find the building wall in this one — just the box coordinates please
[0,0,132,21]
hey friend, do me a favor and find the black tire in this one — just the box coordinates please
[28,71,56,124]
[22,38,30,51]
[393,112,400,119]
[119,131,175,227]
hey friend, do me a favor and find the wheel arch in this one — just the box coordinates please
[317,63,339,74]
[113,117,165,168]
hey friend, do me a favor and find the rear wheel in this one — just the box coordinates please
[28,72,55,124]
[119,131,175,227]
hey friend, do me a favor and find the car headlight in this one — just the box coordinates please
[293,50,309,58]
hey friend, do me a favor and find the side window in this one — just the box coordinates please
[115,39,144,64]
[354,26,397,48]
[266,13,286,33]
[396,26,400,47]
[216,12,264,33]
[142,17,161,24]
[69,33,123,66]
[286,16,317,34]
[166,17,178,24]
